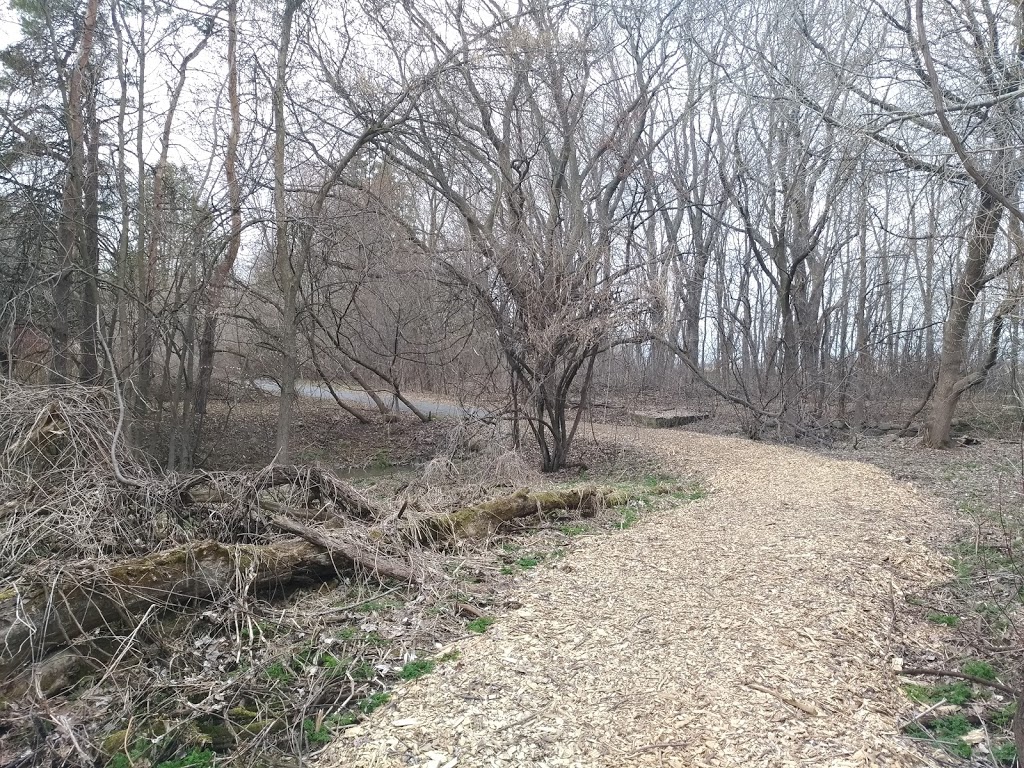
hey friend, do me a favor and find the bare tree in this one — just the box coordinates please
[379,0,682,470]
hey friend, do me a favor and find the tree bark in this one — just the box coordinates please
[50,0,99,384]
[924,191,1003,447]
[78,67,102,384]
[273,0,303,462]
[422,485,630,541]
[190,0,243,462]
[0,536,413,683]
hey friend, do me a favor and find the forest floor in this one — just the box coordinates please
[125,392,1024,767]
[14,391,1015,768]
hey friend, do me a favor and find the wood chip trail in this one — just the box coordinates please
[320,428,953,768]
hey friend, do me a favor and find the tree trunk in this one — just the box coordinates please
[191,0,243,461]
[924,191,1003,447]
[78,69,101,383]
[136,27,212,409]
[273,0,302,461]
[50,0,99,384]
[422,485,630,541]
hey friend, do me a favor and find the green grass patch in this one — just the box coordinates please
[934,682,975,705]
[903,683,932,704]
[994,742,1017,764]
[618,507,640,529]
[931,714,973,758]
[303,709,361,746]
[352,599,393,614]
[903,722,928,739]
[516,555,541,569]
[926,612,960,627]
[993,702,1016,728]
[112,747,215,768]
[559,523,591,536]
[359,692,390,714]
[962,659,996,681]
[303,717,332,746]
[398,659,436,680]
[156,751,216,768]
[903,680,975,706]
[467,616,495,633]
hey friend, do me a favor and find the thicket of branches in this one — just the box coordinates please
[3,0,1024,469]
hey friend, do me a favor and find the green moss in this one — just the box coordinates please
[228,707,259,724]
[264,662,292,681]
[926,612,960,627]
[101,730,132,757]
[239,719,284,736]
[194,721,235,752]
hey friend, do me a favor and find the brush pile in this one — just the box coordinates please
[0,384,436,767]
[0,384,622,767]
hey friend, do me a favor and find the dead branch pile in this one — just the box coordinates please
[0,384,432,766]
[0,384,621,767]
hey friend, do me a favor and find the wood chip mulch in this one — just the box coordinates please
[318,427,955,767]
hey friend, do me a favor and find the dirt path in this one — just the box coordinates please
[320,427,954,768]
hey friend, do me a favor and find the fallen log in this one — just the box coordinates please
[0,532,416,683]
[422,485,632,540]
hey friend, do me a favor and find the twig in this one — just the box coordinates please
[899,697,948,731]
[495,711,538,733]
[630,741,689,756]
[743,680,820,716]
[97,304,143,488]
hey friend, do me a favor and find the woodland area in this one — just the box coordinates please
[2,0,1024,468]
[5,0,1024,764]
